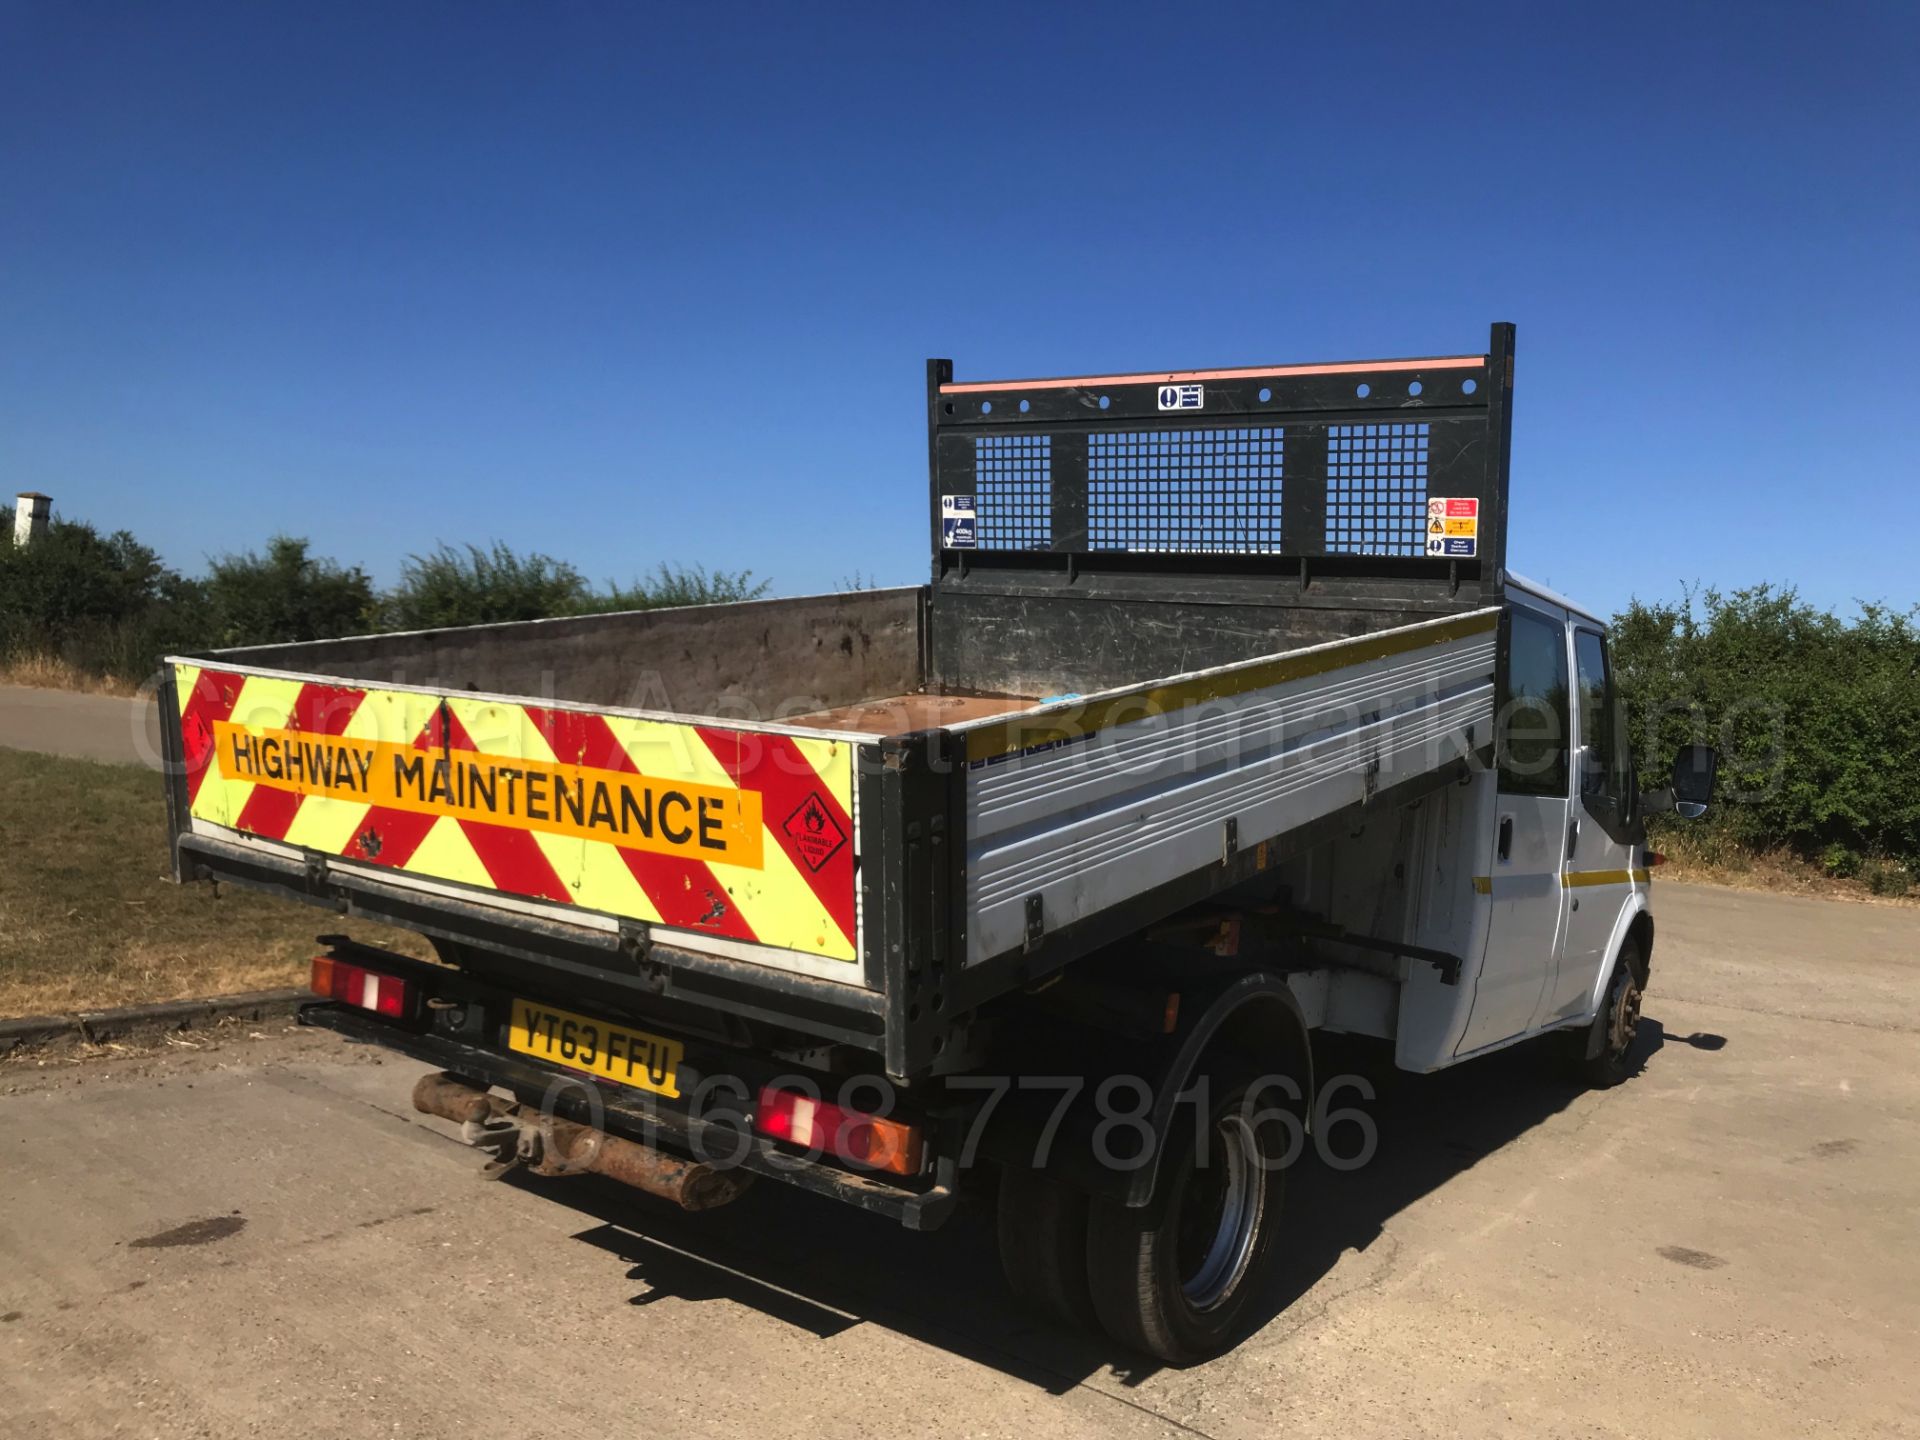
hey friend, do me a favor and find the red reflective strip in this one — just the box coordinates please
[343,805,440,870]
[347,728,444,865]
[618,848,759,941]
[525,706,756,941]
[178,668,245,806]
[522,705,634,771]
[346,704,457,869]
[233,683,368,840]
[696,727,855,947]
[429,702,577,908]
[457,821,578,906]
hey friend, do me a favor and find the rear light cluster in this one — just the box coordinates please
[310,955,415,1018]
[754,1084,924,1177]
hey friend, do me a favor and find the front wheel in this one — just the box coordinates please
[1570,939,1645,1088]
[1084,1075,1291,1363]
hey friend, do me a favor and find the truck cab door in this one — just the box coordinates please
[1459,599,1572,1053]
[1545,625,1641,1022]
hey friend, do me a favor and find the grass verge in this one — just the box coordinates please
[1650,826,1916,906]
[0,651,147,697]
[0,747,429,1018]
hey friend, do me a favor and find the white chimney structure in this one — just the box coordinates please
[13,491,50,547]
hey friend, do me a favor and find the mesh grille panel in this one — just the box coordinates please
[1087,428,1284,553]
[972,435,1052,550]
[1324,423,1430,556]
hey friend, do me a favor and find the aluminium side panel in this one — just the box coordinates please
[165,658,872,987]
[958,610,1500,965]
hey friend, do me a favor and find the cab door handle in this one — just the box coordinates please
[1566,817,1580,860]
[1497,814,1513,861]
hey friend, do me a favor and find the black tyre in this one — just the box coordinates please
[1084,1075,1291,1363]
[1570,939,1645,1088]
[996,1165,1097,1329]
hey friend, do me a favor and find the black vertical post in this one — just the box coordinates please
[1280,423,1329,568]
[926,359,952,585]
[875,729,959,1080]
[157,669,192,882]
[1479,323,1515,604]
[1049,431,1089,561]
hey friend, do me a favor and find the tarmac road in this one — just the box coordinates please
[2,882,1917,1439]
[0,684,159,766]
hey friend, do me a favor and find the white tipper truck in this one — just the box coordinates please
[159,323,1715,1361]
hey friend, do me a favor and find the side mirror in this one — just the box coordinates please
[1670,744,1717,819]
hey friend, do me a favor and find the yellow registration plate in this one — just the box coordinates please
[507,999,684,1100]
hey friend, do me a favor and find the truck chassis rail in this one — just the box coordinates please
[300,1003,958,1230]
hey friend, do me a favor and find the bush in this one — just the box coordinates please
[1864,860,1911,897]
[1613,584,1920,869]
[384,542,595,629]
[594,562,769,612]
[1,510,381,681]
[202,536,377,648]
[2,517,776,685]
[385,545,769,629]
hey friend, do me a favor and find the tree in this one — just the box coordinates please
[202,536,377,647]
[0,511,171,635]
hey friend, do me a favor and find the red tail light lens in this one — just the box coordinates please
[310,956,415,1019]
[754,1085,925,1177]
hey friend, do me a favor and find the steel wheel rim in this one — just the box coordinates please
[1609,974,1642,1060]
[1179,1113,1264,1313]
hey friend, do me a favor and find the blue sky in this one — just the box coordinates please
[2,2,1914,617]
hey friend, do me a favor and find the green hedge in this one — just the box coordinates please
[380,544,766,630]
[0,507,766,684]
[1611,585,1920,874]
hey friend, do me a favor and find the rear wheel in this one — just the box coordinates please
[1084,1075,1290,1363]
[996,1166,1097,1329]
[1571,939,1645,1088]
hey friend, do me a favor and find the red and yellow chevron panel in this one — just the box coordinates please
[173,665,858,963]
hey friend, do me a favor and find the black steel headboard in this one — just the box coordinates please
[925,322,1514,609]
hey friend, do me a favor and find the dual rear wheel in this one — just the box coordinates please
[996,1073,1290,1364]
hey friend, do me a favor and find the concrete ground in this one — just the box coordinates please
[1,882,1916,1439]
[0,684,159,766]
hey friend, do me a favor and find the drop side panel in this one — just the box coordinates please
[961,611,1498,965]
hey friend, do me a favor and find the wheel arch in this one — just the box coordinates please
[1625,908,1654,986]
[1581,894,1654,1020]
[1121,972,1315,1210]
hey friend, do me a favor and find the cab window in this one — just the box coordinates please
[1573,628,1635,827]
[1499,605,1570,797]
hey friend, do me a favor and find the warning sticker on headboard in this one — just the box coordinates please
[942,494,977,549]
[1426,496,1478,557]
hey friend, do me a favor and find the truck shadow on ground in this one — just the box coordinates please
[535,1010,1725,1393]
